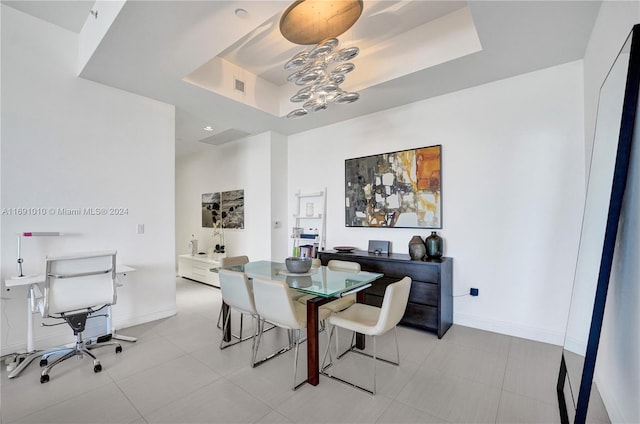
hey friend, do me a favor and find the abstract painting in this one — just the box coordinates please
[345,145,441,228]
[202,189,245,229]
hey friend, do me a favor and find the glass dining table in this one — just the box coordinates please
[215,260,383,386]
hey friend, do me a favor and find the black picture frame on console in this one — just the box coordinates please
[557,25,640,424]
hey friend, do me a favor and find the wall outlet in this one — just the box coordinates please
[470,288,479,296]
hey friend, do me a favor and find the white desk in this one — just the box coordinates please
[4,265,135,378]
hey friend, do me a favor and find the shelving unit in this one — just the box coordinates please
[291,188,326,258]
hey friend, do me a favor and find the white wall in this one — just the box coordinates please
[175,132,288,263]
[583,2,640,422]
[0,6,177,355]
[288,61,585,345]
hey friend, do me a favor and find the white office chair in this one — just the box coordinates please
[218,269,262,366]
[252,277,331,390]
[321,276,412,394]
[297,260,361,313]
[37,251,122,383]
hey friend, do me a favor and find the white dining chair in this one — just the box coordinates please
[218,269,263,366]
[216,255,250,337]
[321,276,412,394]
[252,277,331,390]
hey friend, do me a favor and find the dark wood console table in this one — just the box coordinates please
[318,250,453,338]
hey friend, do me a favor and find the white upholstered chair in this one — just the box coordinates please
[252,277,331,390]
[218,269,262,365]
[37,251,122,383]
[321,276,412,394]
[216,255,250,337]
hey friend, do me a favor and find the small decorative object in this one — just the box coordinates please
[306,202,314,217]
[408,235,426,260]
[189,235,198,256]
[285,257,312,273]
[211,221,225,253]
[425,231,443,258]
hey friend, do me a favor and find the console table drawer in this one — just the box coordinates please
[403,303,439,330]
[409,281,439,306]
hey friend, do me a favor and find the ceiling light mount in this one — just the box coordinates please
[280,0,363,45]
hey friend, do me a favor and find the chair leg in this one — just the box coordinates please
[372,336,377,395]
[292,329,307,391]
[321,324,336,371]
[292,329,299,390]
[40,333,104,383]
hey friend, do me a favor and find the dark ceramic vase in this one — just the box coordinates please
[408,235,427,260]
[425,231,443,258]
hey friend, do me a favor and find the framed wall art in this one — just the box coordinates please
[202,189,245,229]
[345,145,442,228]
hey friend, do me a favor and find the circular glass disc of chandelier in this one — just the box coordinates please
[279,0,363,45]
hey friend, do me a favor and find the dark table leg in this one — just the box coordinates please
[307,296,332,386]
[222,301,231,342]
[355,290,366,349]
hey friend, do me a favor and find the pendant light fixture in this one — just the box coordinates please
[280,1,363,118]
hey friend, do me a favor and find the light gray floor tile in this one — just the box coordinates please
[375,400,448,423]
[254,410,295,424]
[509,336,562,362]
[274,377,392,423]
[116,355,222,415]
[143,379,270,423]
[1,352,115,423]
[443,324,512,355]
[226,350,299,408]
[419,341,508,388]
[496,390,560,424]
[503,350,560,405]
[397,368,501,423]
[11,383,142,424]
[100,336,188,381]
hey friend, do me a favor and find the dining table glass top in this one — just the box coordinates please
[219,260,383,298]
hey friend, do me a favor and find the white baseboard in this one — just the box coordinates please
[454,312,565,345]
[112,307,177,331]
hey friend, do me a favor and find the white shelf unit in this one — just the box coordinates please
[291,188,327,258]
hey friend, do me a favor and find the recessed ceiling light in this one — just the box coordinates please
[203,126,214,132]
[235,8,248,18]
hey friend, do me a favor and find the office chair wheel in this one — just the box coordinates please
[94,364,102,373]
[40,374,49,384]
[115,346,122,353]
[39,358,47,367]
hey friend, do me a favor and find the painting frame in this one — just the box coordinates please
[345,145,442,229]
[202,189,245,229]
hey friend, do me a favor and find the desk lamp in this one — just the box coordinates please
[16,232,61,277]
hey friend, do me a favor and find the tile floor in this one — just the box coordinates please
[1,278,609,423]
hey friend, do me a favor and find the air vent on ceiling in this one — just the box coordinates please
[234,78,245,93]
[198,128,251,146]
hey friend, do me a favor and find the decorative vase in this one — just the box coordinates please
[425,231,443,258]
[408,235,427,260]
